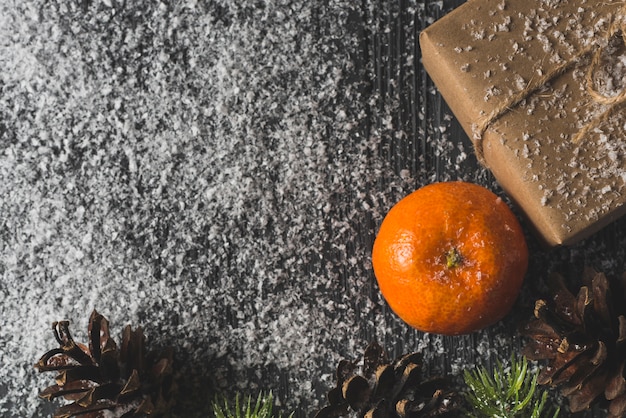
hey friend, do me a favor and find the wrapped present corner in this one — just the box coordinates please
[420,0,626,246]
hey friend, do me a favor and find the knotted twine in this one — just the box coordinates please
[471,3,626,163]
[573,8,626,143]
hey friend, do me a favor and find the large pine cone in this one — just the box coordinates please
[521,268,626,417]
[315,341,461,418]
[35,310,176,418]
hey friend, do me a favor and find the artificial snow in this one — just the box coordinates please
[0,1,474,417]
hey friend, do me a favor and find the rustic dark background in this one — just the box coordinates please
[2,0,626,417]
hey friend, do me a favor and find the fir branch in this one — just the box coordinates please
[212,392,292,418]
[463,355,559,418]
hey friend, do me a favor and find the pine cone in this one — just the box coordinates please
[35,310,177,418]
[315,341,461,418]
[521,268,626,417]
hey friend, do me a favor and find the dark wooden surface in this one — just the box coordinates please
[2,1,626,417]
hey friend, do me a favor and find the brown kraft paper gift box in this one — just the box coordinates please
[420,0,626,246]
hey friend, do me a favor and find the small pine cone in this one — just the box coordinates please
[315,341,461,418]
[521,268,626,417]
[35,310,177,418]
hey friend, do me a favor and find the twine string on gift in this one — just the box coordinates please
[572,10,626,143]
[471,3,626,162]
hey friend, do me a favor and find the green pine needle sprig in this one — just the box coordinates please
[463,355,559,418]
[212,391,292,418]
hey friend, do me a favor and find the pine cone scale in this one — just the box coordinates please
[558,342,607,394]
[608,392,626,418]
[372,365,395,399]
[591,273,613,325]
[363,343,387,376]
[343,375,371,410]
[534,298,579,339]
[606,362,626,400]
[535,341,589,386]
[364,400,388,418]
[121,325,145,375]
[88,311,107,363]
[316,402,349,418]
[521,320,562,360]
[120,369,141,395]
[77,383,123,408]
[54,399,116,418]
[135,397,156,415]
[399,362,420,387]
[39,383,92,402]
[35,348,81,372]
[327,387,345,406]
[547,273,583,325]
[576,287,593,333]
[618,316,626,344]
[58,365,103,385]
[568,370,609,412]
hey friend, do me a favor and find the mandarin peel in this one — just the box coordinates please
[372,181,528,336]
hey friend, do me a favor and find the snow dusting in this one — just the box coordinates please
[0,1,484,417]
